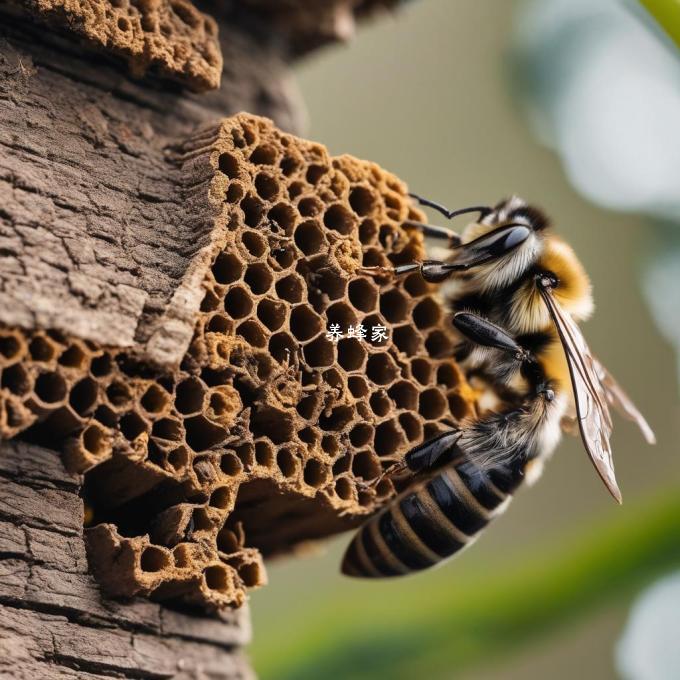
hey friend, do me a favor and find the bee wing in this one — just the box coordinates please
[539,287,621,503]
[591,357,656,445]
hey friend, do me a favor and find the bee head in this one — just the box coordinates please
[454,196,548,291]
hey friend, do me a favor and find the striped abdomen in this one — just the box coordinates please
[341,458,522,578]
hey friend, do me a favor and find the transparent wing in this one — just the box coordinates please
[539,288,621,503]
[592,358,656,445]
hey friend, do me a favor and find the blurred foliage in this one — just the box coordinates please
[640,0,680,49]
[253,489,680,679]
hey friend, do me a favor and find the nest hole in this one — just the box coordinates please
[185,416,226,451]
[318,405,354,432]
[1,364,31,396]
[218,152,240,179]
[210,487,232,510]
[269,203,297,235]
[352,451,381,480]
[239,562,262,588]
[217,527,240,553]
[175,377,205,415]
[350,423,373,448]
[58,344,88,369]
[392,325,421,355]
[276,449,297,478]
[141,384,168,414]
[337,338,366,371]
[399,412,423,442]
[224,286,253,318]
[349,186,376,217]
[34,372,67,403]
[348,278,378,313]
[69,377,98,416]
[419,388,447,420]
[0,335,22,361]
[257,298,286,331]
[413,297,441,329]
[275,273,304,303]
[369,390,391,417]
[151,417,183,442]
[334,477,354,501]
[303,335,334,368]
[140,547,169,573]
[298,197,322,217]
[290,305,322,341]
[255,173,279,200]
[380,289,409,323]
[250,144,277,165]
[411,358,433,385]
[255,440,275,467]
[241,232,266,258]
[168,446,189,471]
[388,380,419,410]
[241,195,266,228]
[366,353,398,385]
[220,452,243,476]
[29,336,56,362]
[425,330,453,359]
[90,354,113,377]
[348,375,369,398]
[83,423,108,457]
[323,204,355,235]
[303,459,328,488]
[375,419,404,457]
[226,183,244,204]
[269,332,297,365]
[294,220,324,255]
[204,565,230,592]
[237,320,268,348]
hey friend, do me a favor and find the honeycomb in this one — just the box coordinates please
[7,0,222,91]
[0,113,475,611]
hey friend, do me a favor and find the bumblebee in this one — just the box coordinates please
[342,195,654,578]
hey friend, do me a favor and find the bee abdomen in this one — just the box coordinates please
[342,460,512,578]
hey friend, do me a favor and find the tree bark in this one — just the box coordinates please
[0,439,253,679]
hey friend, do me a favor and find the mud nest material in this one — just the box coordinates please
[0,113,475,611]
[6,0,222,90]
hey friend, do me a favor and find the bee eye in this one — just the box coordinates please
[537,272,559,289]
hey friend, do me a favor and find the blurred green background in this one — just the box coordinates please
[248,1,680,678]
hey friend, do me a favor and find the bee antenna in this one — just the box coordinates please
[408,193,492,222]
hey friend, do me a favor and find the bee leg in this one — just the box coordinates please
[402,219,462,247]
[359,259,462,283]
[452,312,531,362]
[408,193,492,221]
[404,429,462,473]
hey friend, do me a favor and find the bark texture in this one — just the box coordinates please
[0,16,303,370]
[0,439,253,679]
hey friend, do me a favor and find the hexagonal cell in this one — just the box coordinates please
[380,288,409,323]
[362,247,387,268]
[243,262,274,296]
[152,416,184,442]
[436,362,460,388]
[374,419,406,457]
[200,288,221,313]
[306,164,328,185]
[218,152,240,179]
[185,415,227,451]
[303,459,328,488]
[224,286,253,318]
[236,320,268,348]
[399,412,423,443]
[119,411,148,441]
[352,450,381,480]
[204,565,231,593]
[275,273,304,304]
[425,330,453,359]
[392,324,421,356]
[349,185,377,217]
[58,343,90,370]
[29,335,57,362]
[403,272,429,298]
[90,352,114,377]
[276,448,298,478]
[419,388,447,420]
[250,144,278,166]
[255,439,275,467]
[348,278,378,313]
[319,404,354,432]
[255,172,280,201]
[0,333,24,364]
[326,301,357,329]
[323,204,355,235]
[141,383,170,415]
[69,377,99,416]
[269,332,297,365]
[241,194,266,228]
[175,376,206,415]
[411,358,433,386]
[334,477,355,501]
[257,298,287,332]
[412,297,441,329]
[448,392,472,420]
[1,363,32,396]
[268,203,297,235]
[297,196,323,218]
[212,251,243,284]
[302,335,334,368]
[348,375,369,399]
[241,231,267,258]
[388,380,419,410]
[290,304,322,341]
[337,337,367,371]
[34,371,67,404]
[226,182,245,204]
[349,423,373,448]
[366,352,399,385]
[294,220,325,256]
[369,390,391,417]
[207,313,232,334]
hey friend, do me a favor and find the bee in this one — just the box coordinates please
[342,195,655,578]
